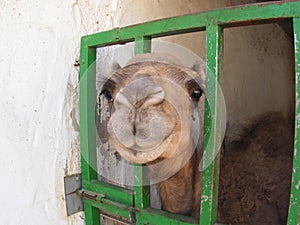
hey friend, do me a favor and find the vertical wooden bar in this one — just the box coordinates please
[200,25,223,225]
[80,41,100,224]
[84,204,101,225]
[135,37,151,55]
[133,37,151,212]
[288,17,300,225]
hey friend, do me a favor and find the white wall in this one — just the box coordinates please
[0,0,120,224]
[0,0,293,224]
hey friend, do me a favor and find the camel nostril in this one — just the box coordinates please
[141,87,165,109]
[115,92,132,108]
[133,123,136,136]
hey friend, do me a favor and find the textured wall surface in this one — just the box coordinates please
[0,0,119,224]
[0,0,293,224]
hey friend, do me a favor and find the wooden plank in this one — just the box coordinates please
[133,37,151,212]
[79,42,100,225]
[200,25,223,225]
[81,1,300,48]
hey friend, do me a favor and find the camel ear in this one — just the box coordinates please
[111,62,121,72]
[191,61,204,74]
[191,61,206,93]
[96,62,121,93]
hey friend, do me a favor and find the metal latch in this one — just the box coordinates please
[80,190,106,201]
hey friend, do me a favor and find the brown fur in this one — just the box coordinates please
[156,150,200,216]
[156,112,293,224]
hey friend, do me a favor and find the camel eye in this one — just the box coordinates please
[101,89,113,101]
[101,79,116,101]
[185,78,203,102]
[190,88,203,101]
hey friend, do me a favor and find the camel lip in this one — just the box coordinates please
[117,133,172,153]
[114,133,175,164]
[128,142,161,153]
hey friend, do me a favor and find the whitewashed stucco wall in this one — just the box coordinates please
[0,0,121,224]
[0,0,293,224]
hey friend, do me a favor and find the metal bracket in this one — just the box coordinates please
[64,174,83,216]
[80,190,106,201]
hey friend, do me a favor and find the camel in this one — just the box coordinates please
[99,53,293,225]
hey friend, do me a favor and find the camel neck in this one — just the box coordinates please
[156,150,199,216]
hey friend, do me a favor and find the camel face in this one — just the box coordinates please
[101,53,205,164]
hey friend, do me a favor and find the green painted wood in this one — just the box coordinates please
[83,197,197,225]
[83,203,101,225]
[288,17,300,225]
[135,208,198,225]
[83,198,134,222]
[80,45,97,182]
[81,1,300,48]
[133,164,151,210]
[200,25,223,225]
[134,36,151,54]
[82,180,134,206]
[79,44,100,224]
[133,37,151,212]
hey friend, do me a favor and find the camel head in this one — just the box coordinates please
[100,53,206,165]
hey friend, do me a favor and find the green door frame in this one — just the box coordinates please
[79,1,300,224]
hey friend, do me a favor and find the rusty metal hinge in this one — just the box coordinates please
[64,174,83,216]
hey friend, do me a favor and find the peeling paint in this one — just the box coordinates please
[201,195,209,202]
[296,181,300,190]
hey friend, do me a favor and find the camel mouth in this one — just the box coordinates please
[114,132,175,164]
